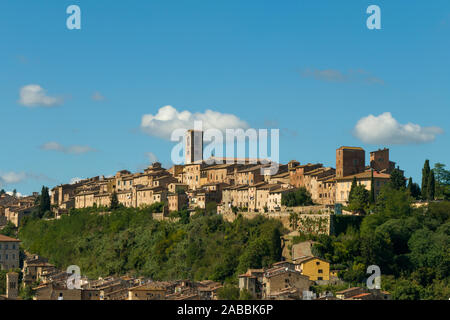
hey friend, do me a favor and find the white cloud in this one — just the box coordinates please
[19,84,62,107]
[70,177,82,184]
[92,91,105,101]
[353,112,444,144]
[0,172,27,185]
[6,191,23,198]
[145,152,158,163]
[141,105,249,140]
[40,142,96,154]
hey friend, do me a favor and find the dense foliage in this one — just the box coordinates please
[282,187,313,207]
[19,206,284,283]
[312,186,450,300]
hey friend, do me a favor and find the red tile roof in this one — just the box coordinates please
[0,235,20,242]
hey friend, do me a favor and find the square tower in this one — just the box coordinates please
[6,272,19,300]
[336,146,365,178]
[185,130,203,164]
[370,148,395,173]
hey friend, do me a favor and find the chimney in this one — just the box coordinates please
[6,272,19,300]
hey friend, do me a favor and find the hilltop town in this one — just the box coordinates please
[0,130,412,300]
[1,130,400,227]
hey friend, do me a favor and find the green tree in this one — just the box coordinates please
[289,211,299,230]
[0,221,17,237]
[370,170,375,204]
[433,163,450,199]
[38,186,51,218]
[389,167,406,190]
[239,289,255,300]
[421,160,431,200]
[110,191,120,210]
[19,285,34,300]
[427,170,436,201]
[217,284,240,300]
[0,189,5,195]
[407,177,421,199]
[348,185,369,214]
[348,177,358,203]
[281,187,313,207]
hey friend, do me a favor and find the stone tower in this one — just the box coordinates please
[185,129,203,164]
[336,146,365,178]
[6,272,19,300]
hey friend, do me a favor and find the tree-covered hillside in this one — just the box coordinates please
[312,186,450,300]
[19,206,284,283]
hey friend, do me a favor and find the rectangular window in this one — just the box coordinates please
[318,269,323,273]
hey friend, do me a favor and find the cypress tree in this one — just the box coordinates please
[370,169,375,204]
[39,186,51,217]
[407,177,413,193]
[422,160,430,200]
[428,170,435,201]
[349,176,358,203]
[110,191,120,210]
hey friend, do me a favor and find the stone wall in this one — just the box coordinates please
[222,207,333,235]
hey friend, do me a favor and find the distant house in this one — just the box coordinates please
[293,256,330,281]
[262,266,312,299]
[0,235,20,270]
[335,287,391,300]
[128,281,176,300]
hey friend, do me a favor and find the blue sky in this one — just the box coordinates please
[1,0,449,195]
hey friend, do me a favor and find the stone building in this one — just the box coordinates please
[168,192,188,212]
[262,265,312,299]
[335,170,390,204]
[370,148,396,173]
[335,146,365,178]
[293,256,330,281]
[0,235,20,270]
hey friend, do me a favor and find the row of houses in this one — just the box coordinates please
[3,129,400,222]
[0,193,38,227]
[18,253,223,300]
[49,146,397,217]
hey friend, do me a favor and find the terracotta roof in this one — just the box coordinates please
[293,255,329,264]
[0,235,20,242]
[349,293,372,299]
[336,287,362,294]
[335,170,390,181]
[338,146,364,150]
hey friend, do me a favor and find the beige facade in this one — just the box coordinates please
[128,282,174,300]
[168,193,188,212]
[0,235,20,270]
[335,170,390,204]
[262,267,311,299]
[5,205,35,227]
[182,164,203,190]
[293,256,330,281]
[75,192,96,209]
